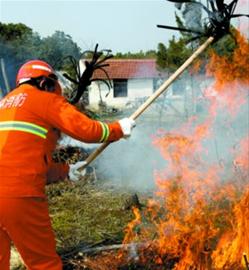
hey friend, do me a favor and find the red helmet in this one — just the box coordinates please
[16,60,62,94]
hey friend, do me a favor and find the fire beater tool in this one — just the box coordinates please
[79,0,249,170]
[62,43,113,104]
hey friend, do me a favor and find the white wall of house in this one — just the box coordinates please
[88,78,154,109]
[87,74,213,119]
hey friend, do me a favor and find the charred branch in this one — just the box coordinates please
[61,44,113,105]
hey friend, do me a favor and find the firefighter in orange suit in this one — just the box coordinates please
[0,60,135,270]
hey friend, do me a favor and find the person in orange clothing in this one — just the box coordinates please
[0,60,135,270]
[47,160,70,184]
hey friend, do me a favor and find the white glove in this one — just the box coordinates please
[69,161,87,181]
[118,118,136,138]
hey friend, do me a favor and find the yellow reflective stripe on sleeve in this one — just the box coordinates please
[0,121,48,139]
[99,122,110,142]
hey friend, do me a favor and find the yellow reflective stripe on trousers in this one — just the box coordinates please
[99,122,110,142]
[0,121,48,139]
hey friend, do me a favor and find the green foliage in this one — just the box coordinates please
[0,23,81,91]
[0,23,35,90]
[156,37,192,72]
[47,181,135,252]
[38,31,81,68]
[167,37,192,70]
[114,50,156,59]
[156,43,168,70]
[0,22,32,41]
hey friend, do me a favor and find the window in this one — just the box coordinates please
[113,79,128,97]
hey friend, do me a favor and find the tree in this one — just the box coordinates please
[0,23,37,90]
[156,43,168,70]
[0,23,82,92]
[114,50,156,59]
[156,36,192,72]
[0,22,32,41]
[38,31,81,69]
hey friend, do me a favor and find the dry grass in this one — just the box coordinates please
[47,179,138,254]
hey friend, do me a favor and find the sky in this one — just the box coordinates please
[0,0,179,53]
[0,0,248,54]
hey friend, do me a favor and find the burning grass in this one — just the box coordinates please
[73,32,249,270]
[149,36,248,270]
[10,29,249,270]
[71,164,248,270]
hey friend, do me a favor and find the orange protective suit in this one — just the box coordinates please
[46,161,69,184]
[0,84,123,269]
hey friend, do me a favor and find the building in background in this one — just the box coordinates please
[79,58,209,118]
[79,59,164,108]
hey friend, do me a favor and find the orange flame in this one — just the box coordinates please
[83,32,249,270]
[117,31,249,269]
[207,31,249,90]
[212,191,249,269]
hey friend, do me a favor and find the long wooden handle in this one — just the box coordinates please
[130,36,214,120]
[82,36,214,169]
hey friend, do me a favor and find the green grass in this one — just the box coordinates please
[47,180,137,253]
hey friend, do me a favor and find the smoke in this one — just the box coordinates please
[209,84,249,172]
[0,41,17,95]
[60,73,248,193]
[168,83,247,189]
[182,2,203,32]
[174,1,203,33]
[93,119,167,191]
[93,78,248,192]
[175,1,249,38]
[233,0,249,37]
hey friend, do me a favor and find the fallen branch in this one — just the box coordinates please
[77,242,146,256]
[61,241,149,260]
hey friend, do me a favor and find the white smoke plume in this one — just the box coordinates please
[60,76,248,192]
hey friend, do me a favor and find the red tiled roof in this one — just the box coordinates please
[83,59,161,79]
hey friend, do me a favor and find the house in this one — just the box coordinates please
[79,59,165,109]
[79,58,205,118]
